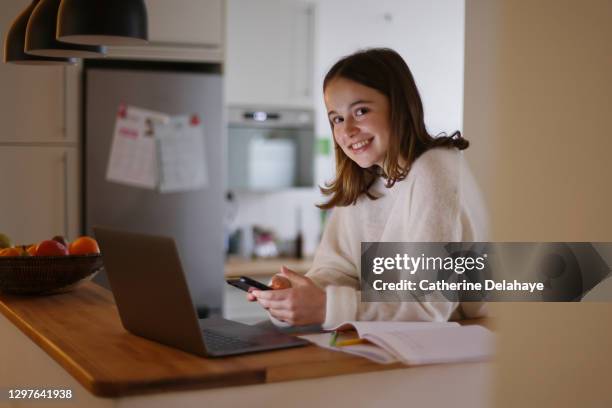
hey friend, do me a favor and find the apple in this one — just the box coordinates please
[36,240,69,256]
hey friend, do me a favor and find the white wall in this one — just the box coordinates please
[232,189,323,256]
[313,0,465,142]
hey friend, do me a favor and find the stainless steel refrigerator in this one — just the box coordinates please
[83,60,225,316]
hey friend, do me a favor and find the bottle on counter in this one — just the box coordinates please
[295,206,303,259]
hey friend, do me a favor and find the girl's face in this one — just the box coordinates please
[324,77,391,169]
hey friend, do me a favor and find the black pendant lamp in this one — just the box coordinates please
[57,0,148,46]
[3,0,76,65]
[26,0,106,58]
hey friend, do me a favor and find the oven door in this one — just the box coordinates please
[228,126,314,191]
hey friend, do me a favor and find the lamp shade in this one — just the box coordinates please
[57,0,148,46]
[25,0,106,58]
[3,0,76,65]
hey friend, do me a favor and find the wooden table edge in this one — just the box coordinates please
[0,299,271,398]
[0,300,102,395]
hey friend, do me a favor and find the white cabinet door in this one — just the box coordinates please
[0,146,80,245]
[0,65,65,143]
[146,0,223,47]
[0,1,77,144]
[0,65,81,144]
[225,0,314,108]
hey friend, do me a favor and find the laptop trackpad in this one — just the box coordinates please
[199,317,299,345]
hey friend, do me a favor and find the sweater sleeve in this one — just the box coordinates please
[306,209,360,288]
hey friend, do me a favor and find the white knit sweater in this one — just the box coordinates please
[276,147,489,329]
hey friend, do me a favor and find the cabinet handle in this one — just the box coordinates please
[62,152,69,239]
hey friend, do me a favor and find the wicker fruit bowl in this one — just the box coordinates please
[0,254,104,295]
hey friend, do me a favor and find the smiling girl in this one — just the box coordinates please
[250,48,488,328]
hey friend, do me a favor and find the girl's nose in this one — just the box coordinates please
[343,118,359,139]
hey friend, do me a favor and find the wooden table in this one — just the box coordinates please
[0,283,493,407]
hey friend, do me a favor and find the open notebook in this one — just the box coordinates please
[299,321,494,365]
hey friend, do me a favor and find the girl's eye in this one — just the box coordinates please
[331,116,343,125]
[355,107,369,116]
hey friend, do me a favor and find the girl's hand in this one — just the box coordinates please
[245,273,291,301]
[251,266,326,326]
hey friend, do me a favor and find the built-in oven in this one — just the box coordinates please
[227,106,314,191]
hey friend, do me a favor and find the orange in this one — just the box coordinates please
[0,247,21,257]
[69,236,100,255]
[26,244,37,256]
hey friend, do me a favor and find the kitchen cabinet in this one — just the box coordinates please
[105,0,225,63]
[0,0,80,144]
[225,0,314,108]
[1,1,80,244]
[146,0,223,47]
[0,146,79,245]
[0,66,66,143]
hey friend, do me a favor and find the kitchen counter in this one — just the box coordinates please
[0,282,493,407]
[224,257,312,278]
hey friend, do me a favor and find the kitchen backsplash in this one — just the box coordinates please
[231,188,326,257]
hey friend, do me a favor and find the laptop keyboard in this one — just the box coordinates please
[203,330,257,352]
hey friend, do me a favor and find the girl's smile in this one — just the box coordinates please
[324,77,391,169]
[350,137,373,152]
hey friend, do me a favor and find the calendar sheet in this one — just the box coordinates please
[106,105,169,189]
[154,115,209,193]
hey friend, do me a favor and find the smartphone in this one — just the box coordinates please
[226,276,272,292]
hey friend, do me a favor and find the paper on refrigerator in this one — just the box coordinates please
[154,115,209,193]
[106,105,170,189]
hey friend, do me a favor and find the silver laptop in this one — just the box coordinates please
[94,226,308,357]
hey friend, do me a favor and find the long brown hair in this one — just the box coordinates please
[319,48,468,209]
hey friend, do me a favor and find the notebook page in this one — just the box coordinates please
[331,321,460,337]
[363,325,494,365]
